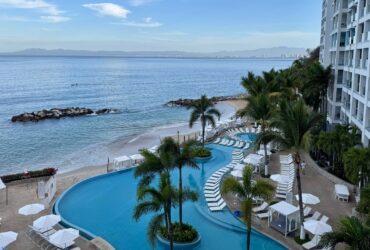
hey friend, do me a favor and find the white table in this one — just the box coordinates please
[335,184,349,202]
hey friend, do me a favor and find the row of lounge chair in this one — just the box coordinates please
[204,150,245,212]
[204,165,234,211]
[275,154,295,199]
[213,137,249,149]
[302,207,331,250]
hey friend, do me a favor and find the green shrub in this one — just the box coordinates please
[160,223,198,243]
[1,168,57,183]
[294,234,310,245]
[193,148,211,158]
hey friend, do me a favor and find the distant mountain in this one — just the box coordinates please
[0,47,307,59]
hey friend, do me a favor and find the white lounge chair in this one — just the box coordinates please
[305,211,321,221]
[302,235,321,249]
[303,206,312,217]
[320,215,329,223]
[209,202,226,211]
[206,195,222,202]
[256,212,269,219]
[252,202,269,213]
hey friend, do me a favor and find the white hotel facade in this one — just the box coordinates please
[320,0,370,146]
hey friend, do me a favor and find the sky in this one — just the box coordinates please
[0,0,322,52]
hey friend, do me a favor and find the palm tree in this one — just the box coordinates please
[238,93,273,175]
[133,172,177,249]
[221,166,275,250]
[343,148,370,189]
[175,140,199,226]
[261,99,323,240]
[320,216,370,250]
[188,95,221,147]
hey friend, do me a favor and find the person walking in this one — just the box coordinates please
[300,160,306,175]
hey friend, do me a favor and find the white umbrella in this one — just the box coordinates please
[304,220,332,235]
[0,231,18,248]
[0,179,5,189]
[231,170,243,178]
[49,228,79,247]
[270,174,290,184]
[295,193,320,205]
[18,203,45,215]
[33,215,61,231]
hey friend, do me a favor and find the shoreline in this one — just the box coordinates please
[57,100,245,180]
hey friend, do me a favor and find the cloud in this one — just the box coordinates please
[40,15,70,23]
[83,3,130,18]
[128,0,157,6]
[0,0,69,23]
[114,17,162,27]
[0,0,61,15]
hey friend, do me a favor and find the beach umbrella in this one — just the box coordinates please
[49,228,79,247]
[18,203,45,216]
[33,215,61,231]
[231,170,243,178]
[233,163,245,171]
[270,174,290,184]
[304,220,332,235]
[295,193,320,205]
[0,231,18,248]
[0,179,5,190]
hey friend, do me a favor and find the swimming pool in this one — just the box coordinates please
[55,144,286,250]
[237,132,258,142]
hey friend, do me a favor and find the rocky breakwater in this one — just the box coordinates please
[165,94,246,107]
[11,107,118,122]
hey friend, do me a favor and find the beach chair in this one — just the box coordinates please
[214,138,221,144]
[206,195,222,203]
[204,191,220,198]
[302,235,321,250]
[209,201,226,211]
[320,215,329,223]
[208,199,225,208]
[303,206,312,217]
[305,211,321,221]
[204,188,219,194]
[252,202,269,213]
[256,212,269,219]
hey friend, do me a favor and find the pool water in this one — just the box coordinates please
[237,132,258,142]
[55,144,286,250]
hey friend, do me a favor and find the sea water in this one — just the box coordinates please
[0,56,292,174]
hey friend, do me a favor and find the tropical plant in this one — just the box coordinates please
[320,216,370,250]
[238,93,273,175]
[357,185,370,225]
[260,99,323,240]
[133,172,177,249]
[241,69,282,98]
[221,166,275,250]
[316,125,361,176]
[343,148,370,188]
[301,62,332,112]
[188,95,221,147]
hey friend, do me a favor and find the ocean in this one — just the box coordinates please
[0,56,292,175]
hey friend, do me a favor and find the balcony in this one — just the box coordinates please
[346,80,352,89]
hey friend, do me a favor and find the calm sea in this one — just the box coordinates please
[0,56,292,174]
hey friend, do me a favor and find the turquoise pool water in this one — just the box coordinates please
[237,132,258,142]
[55,144,286,250]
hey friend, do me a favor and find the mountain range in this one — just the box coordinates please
[0,47,307,59]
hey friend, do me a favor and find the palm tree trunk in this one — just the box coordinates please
[295,152,305,240]
[179,165,183,226]
[168,206,173,250]
[202,122,205,148]
[247,218,252,250]
[262,121,268,176]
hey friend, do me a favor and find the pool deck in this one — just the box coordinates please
[223,149,354,250]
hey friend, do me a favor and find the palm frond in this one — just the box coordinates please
[147,214,165,246]
[221,176,245,197]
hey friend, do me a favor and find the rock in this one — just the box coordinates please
[165,94,246,107]
[11,107,117,123]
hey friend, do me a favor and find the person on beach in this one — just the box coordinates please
[300,160,306,175]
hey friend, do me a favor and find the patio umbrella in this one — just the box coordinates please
[231,170,243,178]
[0,179,5,189]
[295,193,320,205]
[0,231,18,248]
[33,215,61,231]
[270,174,290,184]
[49,228,79,247]
[18,203,45,216]
[304,220,332,235]
[233,163,245,171]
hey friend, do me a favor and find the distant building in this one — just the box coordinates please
[320,0,370,146]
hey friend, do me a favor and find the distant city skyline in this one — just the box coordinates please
[0,0,322,52]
